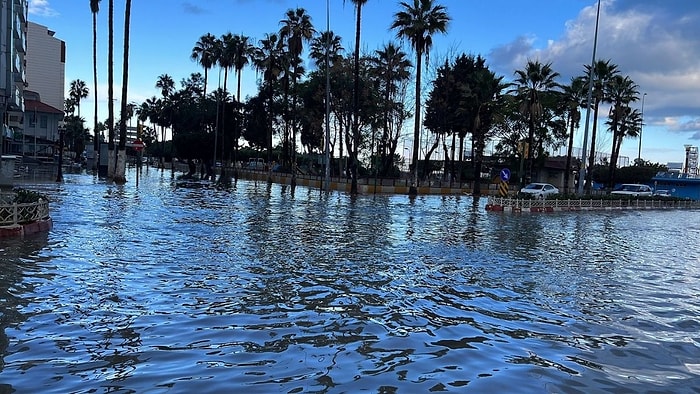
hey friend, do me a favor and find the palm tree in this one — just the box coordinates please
[391,0,450,193]
[232,34,254,103]
[561,77,586,193]
[371,42,411,175]
[107,0,115,178]
[90,0,101,171]
[191,33,217,96]
[69,79,89,118]
[606,75,639,187]
[114,0,132,184]
[252,33,284,165]
[231,34,253,168]
[279,7,315,189]
[583,59,618,191]
[343,0,368,194]
[310,31,343,69]
[512,60,560,185]
[156,74,175,98]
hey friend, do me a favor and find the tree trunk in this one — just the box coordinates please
[92,12,99,172]
[585,101,601,192]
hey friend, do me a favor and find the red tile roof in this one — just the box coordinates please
[24,99,64,115]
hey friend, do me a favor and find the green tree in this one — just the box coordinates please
[69,79,89,118]
[279,7,315,188]
[561,77,586,193]
[191,33,217,96]
[253,33,284,165]
[582,59,619,191]
[391,0,450,192]
[345,0,369,193]
[512,60,560,185]
[605,74,640,187]
[371,42,411,176]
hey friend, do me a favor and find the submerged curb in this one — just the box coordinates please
[0,217,52,238]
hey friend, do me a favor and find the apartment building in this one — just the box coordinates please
[0,0,28,156]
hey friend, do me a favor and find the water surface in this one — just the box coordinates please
[1,169,699,393]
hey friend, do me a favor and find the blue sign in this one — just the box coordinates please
[500,168,511,182]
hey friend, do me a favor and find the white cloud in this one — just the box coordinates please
[491,0,700,140]
[28,0,58,17]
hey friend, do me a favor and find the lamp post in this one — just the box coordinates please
[56,122,65,182]
[637,92,646,163]
[577,0,601,195]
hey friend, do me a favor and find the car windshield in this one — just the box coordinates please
[618,185,641,191]
[524,184,544,190]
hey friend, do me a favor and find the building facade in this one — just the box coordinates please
[25,21,65,113]
[0,0,28,157]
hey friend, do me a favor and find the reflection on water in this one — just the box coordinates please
[1,170,699,393]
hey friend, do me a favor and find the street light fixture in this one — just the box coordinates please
[637,92,646,163]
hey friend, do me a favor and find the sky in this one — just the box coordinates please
[27,0,700,166]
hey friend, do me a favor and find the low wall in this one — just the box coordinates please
[0,196,52,238]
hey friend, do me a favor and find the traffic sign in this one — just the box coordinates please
[131,139,144,151]
[500,168,511,182]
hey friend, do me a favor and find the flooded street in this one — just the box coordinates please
[1,169,700,393]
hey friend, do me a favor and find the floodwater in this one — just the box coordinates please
[1,169,700,393]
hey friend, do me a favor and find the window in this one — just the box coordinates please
[28,113,36,127]
[40,116,47,129]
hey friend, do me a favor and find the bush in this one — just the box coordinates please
[12,188,47,204]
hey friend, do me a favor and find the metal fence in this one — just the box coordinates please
[0,197,50,225]
[486,196,700,210]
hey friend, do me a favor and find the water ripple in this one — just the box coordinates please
[1,171,699,393]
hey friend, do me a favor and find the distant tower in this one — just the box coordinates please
[684,145,698,177]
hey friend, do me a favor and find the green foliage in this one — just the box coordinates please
[590,163,667,186]
[12,188,47,203]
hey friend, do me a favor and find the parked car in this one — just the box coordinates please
[652,189,672,198]
[519,183,560,199]
[610,184,653,197]
[247,158,265,170]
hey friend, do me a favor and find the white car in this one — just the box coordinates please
[653,189,672,198]
[610,184,653,197]
[519,183,559,199]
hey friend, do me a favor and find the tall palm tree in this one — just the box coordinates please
[252,33,283,165]
[391,0,450,193]
[191,33,217,96]
[310,31,343,69]
[114,0,132,184]
[156,74,175,98]
[279,7,315,189]
[230,34,253,168]
[343,0,368,194]
[107,0,115,178]
[69,79,89,117]
[371,42,411,175]
[90,0,101,171]
[561,76,586,193]
[583,59,618,191]
[232,34,254,104]
[606,75,639,187]
[512,60,560,184]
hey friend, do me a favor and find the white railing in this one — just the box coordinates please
[0,199,50,225]
[486,196,700,211]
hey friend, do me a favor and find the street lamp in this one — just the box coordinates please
[56,121,65,182]
[637,92,646,163]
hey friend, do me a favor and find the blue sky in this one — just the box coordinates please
[27,0,700,166]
